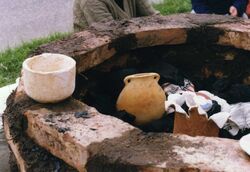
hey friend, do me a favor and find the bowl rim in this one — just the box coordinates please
[23,53,76,75]
[239,133,250,156]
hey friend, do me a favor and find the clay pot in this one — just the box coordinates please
[116,73,166,125]
[22,53,76,103]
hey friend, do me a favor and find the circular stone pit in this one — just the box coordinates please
[3,14,250,172]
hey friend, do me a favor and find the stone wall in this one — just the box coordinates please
[3,14,250,172]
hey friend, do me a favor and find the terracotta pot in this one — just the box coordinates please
[23,53,76,103]
[116,73,166,125]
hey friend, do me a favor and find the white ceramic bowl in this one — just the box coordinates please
[22,53,76,103]
[239,134,250,156]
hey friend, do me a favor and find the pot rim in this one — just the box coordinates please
[124,72,160,83]
[23,53,76,75]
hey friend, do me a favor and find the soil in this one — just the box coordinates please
[86,129,205,172]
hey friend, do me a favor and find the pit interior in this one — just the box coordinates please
[73,44,250,139]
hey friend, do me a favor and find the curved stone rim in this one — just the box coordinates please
[4,14,250,172]
[33,14,250,74]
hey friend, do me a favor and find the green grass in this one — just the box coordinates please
[0,1,192,87]
[0,33,67,87]
[154,0,191,15]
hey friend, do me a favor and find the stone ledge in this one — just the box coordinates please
[6,81,250,171]
[3,80,78,172]
[22,94,250,172]
[33,14,250,73]
[87,132,250,172]
[215,20,250,50]
[24,99,135,172]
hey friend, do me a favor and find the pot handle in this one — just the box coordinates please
[124,73,160,85]
[124,76,133,85]
[152,73,160,81]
